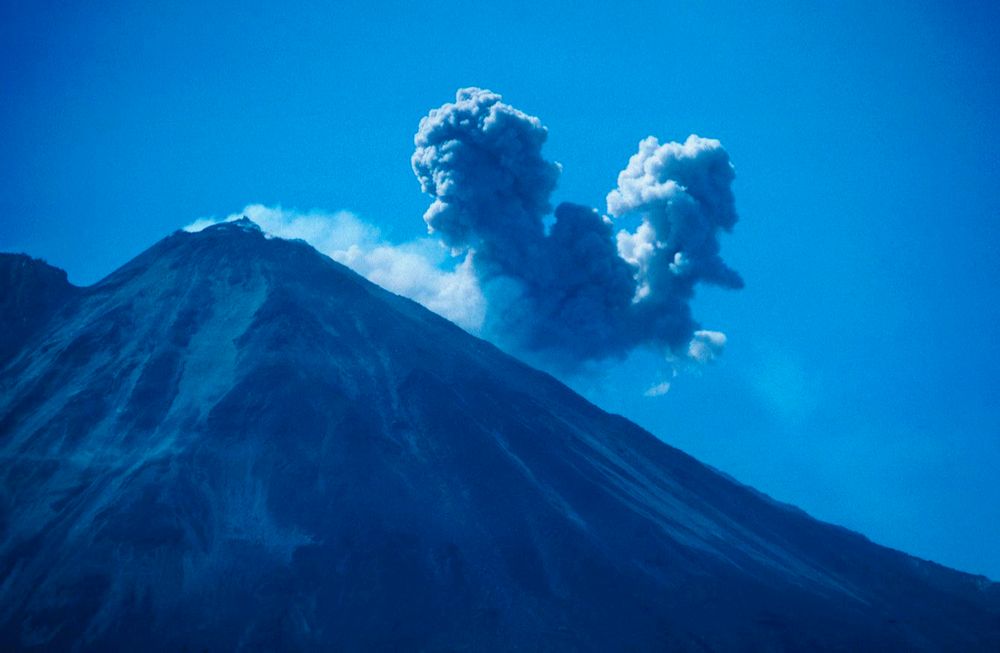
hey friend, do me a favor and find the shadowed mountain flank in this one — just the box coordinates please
[0,253,78,365]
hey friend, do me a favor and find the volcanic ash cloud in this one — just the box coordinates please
[412,87,742,369]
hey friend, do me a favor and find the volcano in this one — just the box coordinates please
[1,219,997,651]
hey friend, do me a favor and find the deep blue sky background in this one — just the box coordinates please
[3,1,999,577]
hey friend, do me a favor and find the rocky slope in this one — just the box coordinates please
[0,253,77,365]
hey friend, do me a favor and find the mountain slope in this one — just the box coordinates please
[1,219,997,651]
[0,253,78,366]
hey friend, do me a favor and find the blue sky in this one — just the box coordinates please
[2,1,999,578]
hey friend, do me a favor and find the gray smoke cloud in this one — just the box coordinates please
[413,88,741,367]
[609,135,743,295]
[412,87,560,276]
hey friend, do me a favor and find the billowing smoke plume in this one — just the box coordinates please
[609,135,743,294]
[412,88,560,276]
[413,88,742,367]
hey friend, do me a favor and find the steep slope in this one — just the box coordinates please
[0,253,78,365]
[1,220,997,651]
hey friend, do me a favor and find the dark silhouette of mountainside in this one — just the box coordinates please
[1,219,998,651]
[0,254,77,366]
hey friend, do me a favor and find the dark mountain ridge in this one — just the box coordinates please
[1,219,997,651]
[0,253,78,365]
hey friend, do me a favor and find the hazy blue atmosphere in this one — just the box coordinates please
[2,0,998,580]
